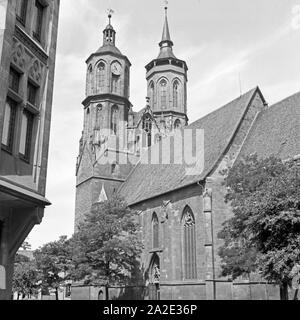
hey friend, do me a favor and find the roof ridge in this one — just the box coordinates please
[188,87,258,128]
[267,90,300,110]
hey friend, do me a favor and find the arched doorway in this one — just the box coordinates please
[148,254,160,300]
[98,290,104,300]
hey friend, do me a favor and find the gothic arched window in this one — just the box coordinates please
[96,62,106,92]
[173,81,180,109]
[174,119,181,130]
[112,75,120,94]
[95,104,102,130]
[159,79,167,109]
[152,213,159,249]
[182,206,197,280]
[124,66,129,97]
[87,65,93,95]
[149,82,155,109]
[111,162,120,175]
[111,105,119,135]
[142,113,152,147]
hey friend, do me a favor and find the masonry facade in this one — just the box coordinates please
[75,8,300,300]
[0,0,60,299]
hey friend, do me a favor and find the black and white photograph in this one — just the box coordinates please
[1,0,300,306]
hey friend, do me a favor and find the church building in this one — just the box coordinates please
[75,6,300,300]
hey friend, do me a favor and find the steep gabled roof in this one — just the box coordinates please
[119,87,260,205]
[238,91,300,161]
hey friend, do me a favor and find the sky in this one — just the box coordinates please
[28,0,300,249]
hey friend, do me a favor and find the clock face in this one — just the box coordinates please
[112,63,122,76]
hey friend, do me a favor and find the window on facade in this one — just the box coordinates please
[160,79,167,109]
[173,81,179,109]
[9,68,21,93]
[95,104,102,130]
[111,75,120,94]
[125,67,129,97]
[65,284,71,298]
[1,99,17,153]
[142,114,152,147]
[149,82,154,108]
[152,213,159,249]
[16,0,28,25]
[174,119,181,130]
[87,65,93,95]
[33,0,45,42]
[182,206,197,280]
[19,109,34,161]
[111,106,119,135]
[96,62,105,92]
[27,81,39,106]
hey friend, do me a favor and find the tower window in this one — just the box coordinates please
[16,0,28,26]
[174,119,181,130]
[149,82,155,109]
[95,104,102,130]
[182,206,197,280]
[1,99,17,153]
[19,109,34,162]
[142,114,152,147]
[111,162,120,175]
[111,105,119,135]
[111,75,120,94]
[125,67,129,97]
[159,79,167,109]
[96,62,105,92]
[87,65,93,95]
[152,213,159,249]
[173,81,180,109]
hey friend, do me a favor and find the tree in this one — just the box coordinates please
[218,154,300,300]
[71,195,143,300]
[34,236,73,300]
[13,260,39,300]
[20,240,32,251]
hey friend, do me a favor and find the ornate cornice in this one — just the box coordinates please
[14,25,48,65]
[82,93,132,108]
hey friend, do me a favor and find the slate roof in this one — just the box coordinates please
[119,87,260,205]
[96,44,122,55]
[238,91,300,161]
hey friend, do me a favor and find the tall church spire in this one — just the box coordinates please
[158,3,176,59]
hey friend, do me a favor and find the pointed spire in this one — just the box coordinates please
[98,184,108,203]
[158,3,176,59]
[160,5,173,46]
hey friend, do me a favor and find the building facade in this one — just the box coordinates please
[0,0,60,299]
[75,7,300,300]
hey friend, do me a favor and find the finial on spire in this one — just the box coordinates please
[107,8,114,24]
[164,0,168,11]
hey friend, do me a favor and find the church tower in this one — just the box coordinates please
[75,11,134,228]
[82,11,132,142]
[145,5,188,133]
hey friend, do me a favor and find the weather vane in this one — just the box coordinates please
[164,0,169,10]
[107,8,114,24]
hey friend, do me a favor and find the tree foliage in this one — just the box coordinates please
[13,260,39,299]
[71,195,143,290]
[34,236,73,300]
[218,154,300,299]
